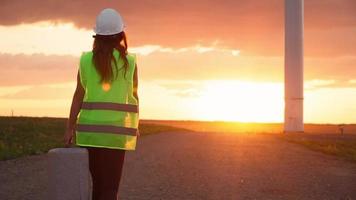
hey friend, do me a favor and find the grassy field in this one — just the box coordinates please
[0,116,190,161]
[1,116,356,162]
[281,133,356,162]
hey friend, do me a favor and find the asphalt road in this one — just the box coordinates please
[1,132,356,200]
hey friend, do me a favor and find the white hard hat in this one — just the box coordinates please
[94,8,124,35]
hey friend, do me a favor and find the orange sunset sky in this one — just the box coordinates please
[0,0,356,123]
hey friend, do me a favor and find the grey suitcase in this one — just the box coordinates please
[47,147,92,200]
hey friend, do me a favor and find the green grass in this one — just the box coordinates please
[0,116,191,161]
[281,134,356,163]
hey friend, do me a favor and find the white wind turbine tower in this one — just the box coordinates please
[284,0,304,132]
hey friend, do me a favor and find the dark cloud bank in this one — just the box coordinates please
[0,0,355,56]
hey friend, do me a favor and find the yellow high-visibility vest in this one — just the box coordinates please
[75,49,139,150]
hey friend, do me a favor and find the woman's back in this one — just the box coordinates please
[76,48,139,150]
[79,49,137,104]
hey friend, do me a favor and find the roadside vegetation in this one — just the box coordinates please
[281,133,356,163]
[0,116,190,160]
[1,116,356,162]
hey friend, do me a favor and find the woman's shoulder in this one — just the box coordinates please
[80,51,93,59]
[126,52,137,63]
[80,51,93,63]
[79,51,94,69]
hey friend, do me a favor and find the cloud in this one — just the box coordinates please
[305,56,356,81]
[349,79,356,84]
[130,44,240,56]
[304,78,356,90]
[0,51,356,88]
[0,85,74,99]
[0,48,278,87]
[0,53,78,86]
[305,79,336,90]
[0,22,240,56]
[0,22,92,56]
[153,80,205,98]
[0,0,355,57]
[1,0,355,29]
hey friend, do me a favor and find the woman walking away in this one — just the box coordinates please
[64,8,139,200]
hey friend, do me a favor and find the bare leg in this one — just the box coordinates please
[87,147,126,200]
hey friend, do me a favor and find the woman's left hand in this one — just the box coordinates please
[64,128,75,147]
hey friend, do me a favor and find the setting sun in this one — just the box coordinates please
[190,80,284,122]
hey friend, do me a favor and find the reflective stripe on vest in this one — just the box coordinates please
[76,124,137,136]
[81,102,138,113]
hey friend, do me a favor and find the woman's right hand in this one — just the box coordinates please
[64,128,75,147]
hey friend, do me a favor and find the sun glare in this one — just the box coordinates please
[190,80,284,122]
[102,83,111,91]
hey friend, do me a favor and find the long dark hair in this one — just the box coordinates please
[92,31,129,83]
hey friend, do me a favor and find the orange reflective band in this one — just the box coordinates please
[81,102,138,113]
[76,124,137,136]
